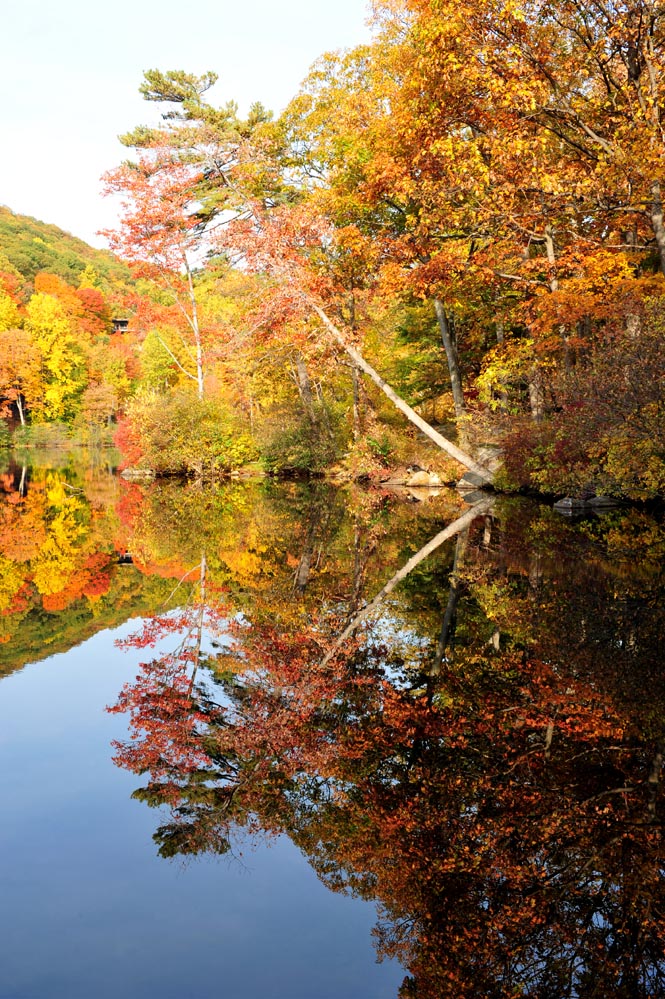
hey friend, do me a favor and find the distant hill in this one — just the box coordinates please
[0,205,132,288]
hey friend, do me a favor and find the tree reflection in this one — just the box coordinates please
[108,493,665,998]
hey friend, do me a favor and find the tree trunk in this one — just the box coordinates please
[187,554,207,696]
[528,368,545,422]
[647,741,664,823]
[321,498,494,667]
[650,181,665,276]
[184,256,205,400]
[294,354,316,423]
[433,298,466,421]
[430,528,469,678]
[311,304,493,484]
[544,226,571,374]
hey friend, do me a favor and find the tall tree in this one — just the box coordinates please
[25,293,86,421]
[104,70,494,482]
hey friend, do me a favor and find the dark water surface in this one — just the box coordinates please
[0,454,663,998]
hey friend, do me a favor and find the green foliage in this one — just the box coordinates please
[13,422,73,449]
[0,206,132,288]
[127,390,259,476]
[365,435,393,465]
[140,328,185,390]
[261,404,346,474]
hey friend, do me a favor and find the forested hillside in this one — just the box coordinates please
[0,212,136,438]
[0,206,131,286]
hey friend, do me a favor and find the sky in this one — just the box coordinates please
[1,0,371,248]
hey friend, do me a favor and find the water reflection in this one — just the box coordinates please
[1,462,663,997]
[0,456,180,674]
[106,482,665,999]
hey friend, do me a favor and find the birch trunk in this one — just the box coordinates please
[321,498,494,667]
[184,257,205,400]
[311,304,493,484]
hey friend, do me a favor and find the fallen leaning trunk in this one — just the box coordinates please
[310,303,494,485]
[321,496,495,667]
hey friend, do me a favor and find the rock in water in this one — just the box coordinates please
[406,470,442,487]
[553,497,588,514]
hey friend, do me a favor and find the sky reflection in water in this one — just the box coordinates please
[0,623,401,999]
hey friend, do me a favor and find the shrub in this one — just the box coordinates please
[501,308,665,500]
[119,391,258,477]
[261,403,345,474]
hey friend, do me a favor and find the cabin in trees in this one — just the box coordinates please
[111,317,129,333]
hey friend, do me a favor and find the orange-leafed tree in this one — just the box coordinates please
[0,328,42,425]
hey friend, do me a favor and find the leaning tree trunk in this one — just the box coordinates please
[311,304,493,484]
[321,498,494,668]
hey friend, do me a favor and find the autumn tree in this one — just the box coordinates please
[104,70,494,482]
[24,292,86,421]
[276,0,665,488]
[0,328,42,425]
[102,71,279,402]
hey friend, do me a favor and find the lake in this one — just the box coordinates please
[0,452,663,998]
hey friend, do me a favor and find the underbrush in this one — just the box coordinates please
[260,402,345,474]
[496,318,665,501]
[116,391,258,477]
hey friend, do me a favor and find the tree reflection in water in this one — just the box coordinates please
[109,488,665,999]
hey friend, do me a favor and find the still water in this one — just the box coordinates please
[0,453,663,998]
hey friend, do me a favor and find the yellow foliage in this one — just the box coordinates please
[32,481,89,596]
[0,556,25,612]
[0,291,21,331]
[78,265,99,289]
[25,293,72,349]
[25,293,85,420]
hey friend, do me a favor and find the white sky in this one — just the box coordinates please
[1,0,371,248]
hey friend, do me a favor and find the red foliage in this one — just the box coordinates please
[0,271,25,303]
[113,414,144,470]
[74,286,111,337]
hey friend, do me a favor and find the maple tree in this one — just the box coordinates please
[102,157,210,399]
